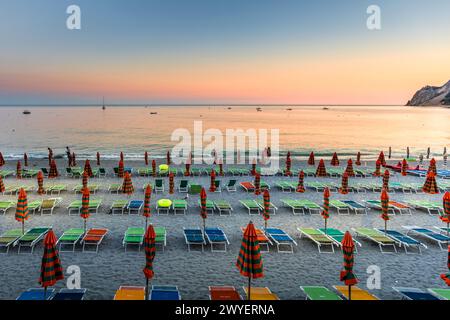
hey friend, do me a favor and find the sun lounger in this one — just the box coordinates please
[198,199,215,214]
[57,228,85,252]
[334,285,379,300]
[172,199,188,215]
[403,226,450,250]
[204,227,230,252]
[52,289,87,300]
[188,184,202,195]
[265,228,297,253]
[393,287,440,300]
[40,197,62,215]
[111,200,129,215]
[150,285,181,300]
[68,199,102,215]
[108,183,122,194]
[98,168,107,177]
[17,288,56,300]
[0,229,23,253]
[353,228,397,253]
[306,181,327,192]
[82,228,108,253]
[22,169,40,178]
[184,228,206,251]
[330,200,351,215]
[365,200,397,215]
[214,200,233,215]
[46,184,67,195]
[255,199,278,214]
[0,200,16,215]
[407,200,442,215]
[128,200,144,215]
[340,200,367,214]
[298,200,322,214]
[300,286,342,300]
[73,184,99,194]
[428,288,450,300]
[318,228,361,252]
[137,168,152,177]
[225,179,237,192]
[0,169,14,178]
[298,228,335,253]
[276,181,297,192]
[155,227,167,251]
[281,199,305,215]
[242,287,279,300]
[123,227,145,251]
[154,179,164,193]
[16,227,51,254]
[114,286,145,300]
[209,286,242,300]
[178,180,189,193]
[240,181,255,192]
[389,201,412,215]
[240,227,272,253]
[27,200,42,214]
[240,199,261,215]
[376,229,427,254]
[156,199,172,215]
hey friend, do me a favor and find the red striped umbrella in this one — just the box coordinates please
[373,159,381,176]
[39,230,64,299]
[120,152,124,162]
[340,231,358,300]
[263,190,270,229]
[440,192,450,239]
[81,172,89,193]
[37,171,45,195]
[296,170,305,193]
[166,151,171,165]
[0,176,5,193]
[118,160,124,178]
[381,189,390,232]
[345,159,355,176]
[377,151,386,166]
[407,146,410,159]
[81,188,90,233]
[200,188,207,230]
[84,159,93,177]
[209,170,216,192]
[321,188,330,233]
[143,185,152,228]
[356,152,361,166]
[152,160,156,177]
[440,245,450,286]
[0,152,4,166]
[122,172,134,196]
[401,159,408,176]
[331,152,339,166]
[24,153,28,167]
[96,152,101,166]
[144,151,149,166]
[48,159,58,179]
[15,188,29,234]
[423,171,439,194]
[428,158,437,175]
[339,173,349,195]
[315,159,327,177]
[219,163,224,176]
[285,152,292,176]
[71,152,76,167]
[388,146,392,159]
[427,147,431,159]
[236,222,264,300]
[143,225,156,300]
[251,160,257,176]
[382,170,390,192]
[16,161,22,179]
[254,173,261,195]
[169,172,174,194]
[308,151,315,166]
[185,163,191,176]
[48,148,53,166]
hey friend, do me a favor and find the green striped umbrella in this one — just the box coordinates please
[209,170,216,192]
[152,160,156,177]
[423,171,439,194]
[0,175,4,193]
[81,172,89,193]
[167,151,171,165]
[308,151,315,166]
[401,159,408,176]
[71,152,76,167]
[200,188,207,230]
[37,171,45,195]
[144,151,148,166]
[356,152,361,166]
[169,172,175,194]
[296,171,305,193]
[378,151,386,166]
[285,152,292,176]
[0,152,4,166]
[236,222,264,300]
[143,225,156,300]
[340,231,358,300]
[16,161,22,179]
[381,189,390,232]
[428,158,437,175]
[39,230,64,300]
[15,188,29,234]
[339,173,349,195]
[185,163,191,176]
[97,152,101,166]
[315,159,327,177]
[84,159,93,177]
[81,188,90,234]
[321,188,330,233]
[263,190,270,229]
[120,152,124,162]
[441,245,450,286]
[345,159,355,176]
[122,172,134,196]
[219,163,224,176]
[254,173,261,195]
[24,153,28,167]
[440,192,450,240]
[373,159,381,176]
[143,185,152,229]
[331,152,339,166]
[382,170,390,192]
[118,160,124,178]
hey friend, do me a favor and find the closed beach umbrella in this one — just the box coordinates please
[0,176,5,193]
[382,170,390,193]
[120,152,124,162]
[388,146,392,159]
[143,185,152,229]
[122,172,134,196]
[423,171,439,194]
[209,170,216,192]
[167,151,171,165]
[24,153,28,167]
[356,152,362,166]
[219,163,224,176]
[441,245,450,286]
[321,188,330,233]
[16,161,22,179]
[401,159,408,176]
[84,159,93,177]
[440,192,450,239]
[169,172,174,194]
[0,152,4,166]
[373,159,381,177]
[37,171,45,195]
[81,172,89,193]
[339,173,349,195]
[96,152,101,166]
[340,231,358,300]
[236,222,264,300]
[39,230,64,300]
[251,159,257,176]
[200,188,207,230]
[297,170,305,193]
[185,163,191,176]
[381,189,390,232]
[254,172,261,195]
[48,148,53,166]
[331,152,339,166]
[406,147,410,159]
[48,159,58,179]
[143,225,156,300]
[308,152,315,166]
[71,152,76,167]
[152,160,156,177]
[15,188,29,234]
[428,158,437,175]
[315,159,327,177]
[81,188,90,233]
[144,151,148,166]
[427,147,431,159]
[285,152,292,176]
[118,160,124,178]
[444,153,448,167]
[345,159,355,176]
[419,154,424,165]
[378,151,386,166]
[263,190,270,229]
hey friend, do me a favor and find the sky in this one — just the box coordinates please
[1,0,450,105]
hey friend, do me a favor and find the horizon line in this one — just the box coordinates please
[0,103,408,107]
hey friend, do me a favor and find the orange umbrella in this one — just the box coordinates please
[39,230,64,300]
[308,152,315,166]
[48,159,58,179]
[81,172,89,193]
[169,172,174,194]
[423,171,439,194]
[166,151,171,165]
[209,170,216,192]
[315,159,327,177]
[251,159,257,176]
[48,148,53,166]
[285,152,292,176]
[428,158,437,175]
[219,163,224,176]
[340,232,358,300]
[401,159,408,176]
[321,188,330,233]
[381,189,390,232]
[120,152,124,162]
[37,171,45,195]
[16,161,22,179]
[262,190,270,229]
[185,163,191,176]
[440,192,450,239]
[71,152,76,167]
[345,159,355,176]
[330,152,339,166]
[152,160,156,177]
[15,188,29,234]
[339,173,349,195]
[122,172,134,196]
[24,153,28,167]
[377,151,386,166]
[143,185,152,229]
[441,245,450,286]
[296,170,305,193]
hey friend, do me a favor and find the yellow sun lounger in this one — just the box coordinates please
[114,286,145,300]
[334,285,379,300]
[242,287,280,300]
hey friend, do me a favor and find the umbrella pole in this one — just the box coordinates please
[348,285,351,301]
[84,219,87,234]
[385,220,387,233]
[447,222,449,244]
[44,286,47,301]
[324,220,327,235]
[22,222,24,235]
[248,276,251,301]
[145,278,149,301]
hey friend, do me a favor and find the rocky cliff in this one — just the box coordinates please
[406,80,450,106]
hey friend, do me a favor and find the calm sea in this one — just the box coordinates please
[0,106,448,160]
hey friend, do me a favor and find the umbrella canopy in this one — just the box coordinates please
[167,151,171,165]
[71,152,76,167]
[81,172,89,193]
[441,192,450,224]
[377,151,386,166]
[84,159,93,177]
[144,151,149,166]
[169,172,175,194]
[209,170,217,192]
[330,152,339,166]
[340,231,358,299]
[315,159,327,177]
[0,152,4,166]
[39,230,64,291]
[122,172,134,195]
[37,171,45,195]
[96,152,101,166]
[401,159,408,176]
[143,225,156,300]
[373,160,381,176]
[120,152,124,162]
[339,173,349,195]
[345,159,355,176]
[423,171,439,194]
[143,185,152,217]
[285,152,292,176]
[24,153,28,167]
[219,163,224,176]
[263,190,270,229]
[308,152,315,166]
[236,222,264,300]
[48,148,53,166]
[296,170,305,193]
[16,161,22,179]
[48,159,58,179]
[381,189,390,231]
[81,188,90,233]
[200,188,208,230]
[152,160,156,177]
[356,152,362,166]
[118,160,124,178]
[321,188,330,232]
[441,245,450,286]
[15,188,29,234]
[254,173,261,195]
[382,170,390,192]
[185,163,191,176]
[251,159,257,176]
[428,158,437,175]
[0,176,5,193]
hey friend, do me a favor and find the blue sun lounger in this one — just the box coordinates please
[340,200,367,215]
[264,228,297,253]
[52,289,87,300]
[127,200,144,215]
[204,227,230,252]
[403,226,450,250]
[183,228,206,252]
[393,287,440,300]
[376,229,427,254]
[150,285,181,300]
[17,288,56,300]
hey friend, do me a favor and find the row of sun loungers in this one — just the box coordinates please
[17,288,87,300]
[123,227,167,251]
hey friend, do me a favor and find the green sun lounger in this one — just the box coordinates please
[281,199,305,215]
[300,286,342,300]
[305,182,327,192]
[330,200,351,215]
[276,181,297,192]
[318,228,361,252]
[214,200,233,215]
[0,170,14,178]
[0,200,16,215]
[298,200,322,214]
[353,228,397,253]
[16,227,52,254]
[255,199,278,214]
[73,184,99,194]
[327,168,344,177]
[198,199,215,213]
[123,227,145,251]
[57,228,85,252]
[407,200,442,215]
[47,184,67,195]
[154,179,164,193]
[68,199,102,215]
[28,200,43,214]
[428,288,450,300]
[189,184,202,195]
[178,180,189,193]
[22,169,40,178]
[111,200,129,215]
[297,228,335,253]
[108,183,122,194]
[137,168,152,177]
[240,200,261,215]
[172,199,188,215]
[0,229,24,253]
[154,227,167,251]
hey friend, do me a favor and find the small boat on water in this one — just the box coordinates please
[286,108,293,111]
[22,110,31,115]
[150,112,158,115]
[256,107,262,112]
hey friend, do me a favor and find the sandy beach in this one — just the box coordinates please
[0,158,449,300]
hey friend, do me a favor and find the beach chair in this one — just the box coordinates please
[111,200,129,215]
[240,181,255,192]
[128,200,144,215]
[352,228,397,253]
[73,184,99,194]
[123,227,145,251]
[52,289,87,300]
[40,168,49,177]
[154,179,164,193]
[403,226,450,250]
[225,180,237,192]
[389,201,412,215]
[82,228,108,253]
[209,286,242,300]
[265,228,297,253]
[340,200,367,215]
[40,198,62,215]
[213,180,222,192]
[318,228,362,252]
[16,227,51,254]
[376,229,427,254]
[242,287,279,300]
[300,286,342,300]
[47,184,67,195]
[150,285,181,300]
[68,199,102,215]
[334,286,379,300]
[299,200,322,215]
[407,200,442,215]
[184,228,206,251]
[190,167,202,176]
[199,199,215,214]
[108,183,122,194]
[428,288,450,300]
[393,287,440,300]
[240,227,272,253]
[276,181,296,192]
[297,228,335,253]
[365,200,396,215]
[255,199,278,214]
[69,168,83,178]
[204,227,230,252]
[155,227,167,251]
[16,288,56,300]
[57,228,85,252]
[27,200,42,215]
[22,169,39,178]
[305,181,327,192]
[0,229,23,253]
[114,286,145,300]
[172,199,188,215]
[0,170,15,178]
[98,168,107,177]
[330,200,351,215]
[240,199,261,215]
[137,168,151,177]
[214,200,233,215]
[178,180,189,193]
[189,184,203,195]
[281,199,305,215]
[157,199,172,215]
